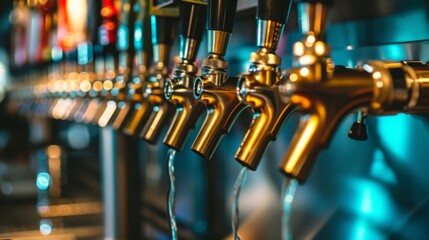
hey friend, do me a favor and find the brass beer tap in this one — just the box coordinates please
[163,0,206,151]
[191,0,247,159]
[235,0,295,171]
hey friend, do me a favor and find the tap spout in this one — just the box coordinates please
[191,76,247,159]
[279,67,374,182]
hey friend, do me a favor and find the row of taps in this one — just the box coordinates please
[7,0,429,237]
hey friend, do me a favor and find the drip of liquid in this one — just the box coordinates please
[282,178,298,240]
[167,148,177,240]
[232,166,249,240]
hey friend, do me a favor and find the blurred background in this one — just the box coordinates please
[1,0,429,239]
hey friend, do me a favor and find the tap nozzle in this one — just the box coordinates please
[278,0,378,182]
[234,0,294,170]
[190,0,247,159]
[192,74,247,159]
[140,15,177,144]
[163,1,207,151]
[279,60,429,182]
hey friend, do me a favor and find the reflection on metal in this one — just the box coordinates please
[98,100,117,127]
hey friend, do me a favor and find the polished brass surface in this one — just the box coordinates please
[234,14,296,170]
[278,2,376,182]
[191,74,247,159]
[139,61,174,144]
[112,101,131,129]
[257,19,284,51]
[279,3,429,182]
[153,44,171,64]
[191,23,246,159]
[279,67,374,182]
[91,54,117,125]
[108,50,131,129]
[235,56,295,170]
[180,38,199,62]
[207,30,231,56]
[163,63,204,151]
[298,2,329,40]
[122,53,150,136]
[123,101,151,136]
[83,98,102,123]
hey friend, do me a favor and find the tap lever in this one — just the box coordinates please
[348,111,368,141]
[207,0,238,33]
[179,1,207,62]
[151,15,177,64]
[257,0,293,23]
[206,0,238,57]
[151,15,176,45]
[180,1,206,41]
[297,0,332,41]
[162,1,206,151]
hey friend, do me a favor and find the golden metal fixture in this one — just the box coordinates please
[191,0,245,159]
[137,14,178,143]
[122,0,152,136]
[278,1,429,183]
[91,53,117,125]
[163,1,207,151]
[140,61,174,143]
[163,62,204,150]
[235,17,296,171]
[192,73,247,159]
[278,2,375,182]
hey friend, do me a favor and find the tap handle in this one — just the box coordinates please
[297,0,334,6]
[348,111,368,141]
[151,15,177,46]
[180,1,207,41]
[207,0,238,33]
[257,0,293,23]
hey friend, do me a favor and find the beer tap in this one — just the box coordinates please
[162,1,206,238]
[235,0,294,171]
[163,0,206,151]
[110,0,137,130]
[139,15,177,144]
[278,0,429,183]
[122,0,152,136]
[72,0,104,123]
[277,0,373,183]
[95,0,136,128]
[191,0,246,159]
[50,49,78,120]
[90,0,119,126]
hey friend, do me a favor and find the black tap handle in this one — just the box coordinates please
[207,0,238,33]
[151,15,177,45]
[257,0,293,24]
[181,1,207,41]
[348,111,368,141]
[297,0,334,6]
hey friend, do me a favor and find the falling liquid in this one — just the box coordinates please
[167,148,177,240]
[282,178,298,240]
[232,166,249,240]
